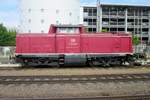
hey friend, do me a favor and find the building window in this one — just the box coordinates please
[41,19,44,24]
[77,16,80,20]
[56,10,59,14]
[56,20,59,24]
[28,30,31,33]
[93,28,96,32]
[93,9,97,13]
[69,12,72,16]
[84,19,87,22]
[41,30,44,33]
[84,8,88,12]
[20,20,23,24]
[88,28,93,32]
[28,19,31,23]
[28,9,31,13]
[41,8,44,12]
[88,9,93,16]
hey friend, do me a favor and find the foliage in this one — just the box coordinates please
[101,28,108,32]
[132,35,140,45]
[0,24,16,46]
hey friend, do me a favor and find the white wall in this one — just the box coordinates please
[20,0,80,33]
[80,7,84,24]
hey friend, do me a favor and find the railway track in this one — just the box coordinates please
[0,73,150,84]
[2,94,150,100]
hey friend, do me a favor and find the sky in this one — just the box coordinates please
[0,0,150,28]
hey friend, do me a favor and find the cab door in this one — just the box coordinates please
[56,37,65,53]
[113,37,121,52]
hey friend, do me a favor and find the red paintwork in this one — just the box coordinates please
[16,25,133,54]
[16,34,55,54]
[81,34,132,53]
[56,35,81,53]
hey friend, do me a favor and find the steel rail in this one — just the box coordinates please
[2,94,150,100]
[0,65,148,69]
[0,73,150,84]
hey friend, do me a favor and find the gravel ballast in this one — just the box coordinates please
[0,67,150,98]
[0,81,149,98]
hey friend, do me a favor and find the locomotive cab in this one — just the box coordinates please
[53,25,87,67]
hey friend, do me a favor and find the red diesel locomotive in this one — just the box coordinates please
[15,25,133,67]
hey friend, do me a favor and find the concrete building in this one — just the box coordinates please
[82,5,97,32]
[82,4,150,44]
[19,0,80,33]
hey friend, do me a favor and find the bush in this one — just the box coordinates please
[101,29,108,32]
[0,24,16,46]
[132,35,140,45]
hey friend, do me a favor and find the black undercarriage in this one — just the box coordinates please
[16,54,134,67]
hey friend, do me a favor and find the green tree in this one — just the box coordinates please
[0,24,16,46]
[132,35,140,45]
[0,24,7,34]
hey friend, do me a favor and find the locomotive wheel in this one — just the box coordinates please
[51,62,60,68]
[88,61,96,67]
[128,61,134,66]
[22,59,29,67]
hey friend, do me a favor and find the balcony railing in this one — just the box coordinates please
[88,22,97,25]
[118,13,125,16]
[102,22,125,26]
[102,22,109,25]
[110,22,117,25]
[118,22,125,25]
[128,13,134,16]
[142,32,149,35]
[143,13,149,16]
[83,13,88,17]
[102,12,109,15]
[83,22,88,26]
[93,13,97,16]
[128,22,134,25]
[142,23,149,26]
[110,13,117,16]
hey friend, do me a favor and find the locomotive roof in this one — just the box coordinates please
[53,25,82,28]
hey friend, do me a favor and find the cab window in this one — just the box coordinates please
[56,27,79,34]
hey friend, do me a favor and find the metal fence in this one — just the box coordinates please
[133,44,147,54]
[133,45,150,54]
[0,46,150,64]
[0,46,15,57]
